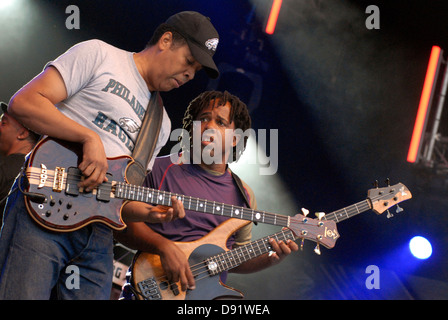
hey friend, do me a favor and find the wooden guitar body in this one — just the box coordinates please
[131,218,250,300]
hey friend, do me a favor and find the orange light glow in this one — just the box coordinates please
[265,0,282,35]
[407,46,442,163]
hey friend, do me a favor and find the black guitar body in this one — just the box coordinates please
[25,137,129,232]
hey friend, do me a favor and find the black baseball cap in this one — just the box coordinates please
[166,11,220,79]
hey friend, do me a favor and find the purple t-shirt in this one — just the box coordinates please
[144,154,249,249]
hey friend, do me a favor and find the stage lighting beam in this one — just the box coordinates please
[265,0,282,35]
[407,46,443,163]
[409,236,432,260]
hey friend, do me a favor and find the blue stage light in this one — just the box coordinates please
[409,236,432,259]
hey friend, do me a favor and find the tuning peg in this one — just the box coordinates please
[301,208,309,217]
[395,205,403,213]
[373,180,379,188]
[300,238,305,251]
[314,243,321,255]
[315,212,325,220]
[386,209,394,219]
[385,178,390,186]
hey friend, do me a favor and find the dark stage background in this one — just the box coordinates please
[1,0,448,299]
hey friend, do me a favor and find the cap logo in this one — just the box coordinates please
[205,38,219,52]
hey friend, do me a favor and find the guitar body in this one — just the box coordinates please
[25,137,130,232]
[131,218,250,300]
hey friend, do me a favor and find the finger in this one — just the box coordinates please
[268,239,281,260]
[80,167,105,191]
[179,272,188,292]
[287,239,299,252]
[278,240,292,256]
[171,196,185,219]
[185,267,196,291]
[164,208,174,222]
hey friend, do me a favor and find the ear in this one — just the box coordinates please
[16,128,29,140]
[159,31,173,50]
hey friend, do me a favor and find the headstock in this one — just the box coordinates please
[289,210,339,255]
[288,181,412,255]
[368,182,412,217]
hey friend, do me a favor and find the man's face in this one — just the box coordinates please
[152,40,203,92]
[193,100,237,165]
[0,113,22,156]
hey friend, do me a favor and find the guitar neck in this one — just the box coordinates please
[207,228,297,275]
[207,200,373,273]
[114,182,290,227]
[322,200,372,223]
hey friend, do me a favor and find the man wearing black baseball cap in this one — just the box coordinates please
[0,11,220,300]
[165,11,220,79]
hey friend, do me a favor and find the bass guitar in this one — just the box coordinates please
[25,137,339,248]
[130,183,411,300]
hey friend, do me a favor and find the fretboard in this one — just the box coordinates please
[114,182,290,227]
[206,228,297,275]
[322,200,371,223]
[204,199,373,274]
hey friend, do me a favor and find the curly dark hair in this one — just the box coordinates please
[180,90,252,163]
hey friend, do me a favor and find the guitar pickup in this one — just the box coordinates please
[96,173,113,202]
[65,167,80,196]
[170,283,180,296]
[137,277,162,300]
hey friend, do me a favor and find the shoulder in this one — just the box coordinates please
[69,39,118,52]
[52,39,125,65]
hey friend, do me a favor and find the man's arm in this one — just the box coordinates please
[8,66,108,191]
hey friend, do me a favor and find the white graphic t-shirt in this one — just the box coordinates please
[48,39,171,170]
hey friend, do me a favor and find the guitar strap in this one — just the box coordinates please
[230,170,252,209]
[126,91,163,186]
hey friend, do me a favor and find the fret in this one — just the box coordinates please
[222,253,230,270]
[246,244,254,259]
[234,247,243,265]
[136,187,141,201]
[146,189,152,203]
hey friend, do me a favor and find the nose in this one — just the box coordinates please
[184,66,196,82]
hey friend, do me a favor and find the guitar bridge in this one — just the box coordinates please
[52,167,66,192]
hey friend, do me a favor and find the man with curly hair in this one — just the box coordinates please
[116,91,297,298]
